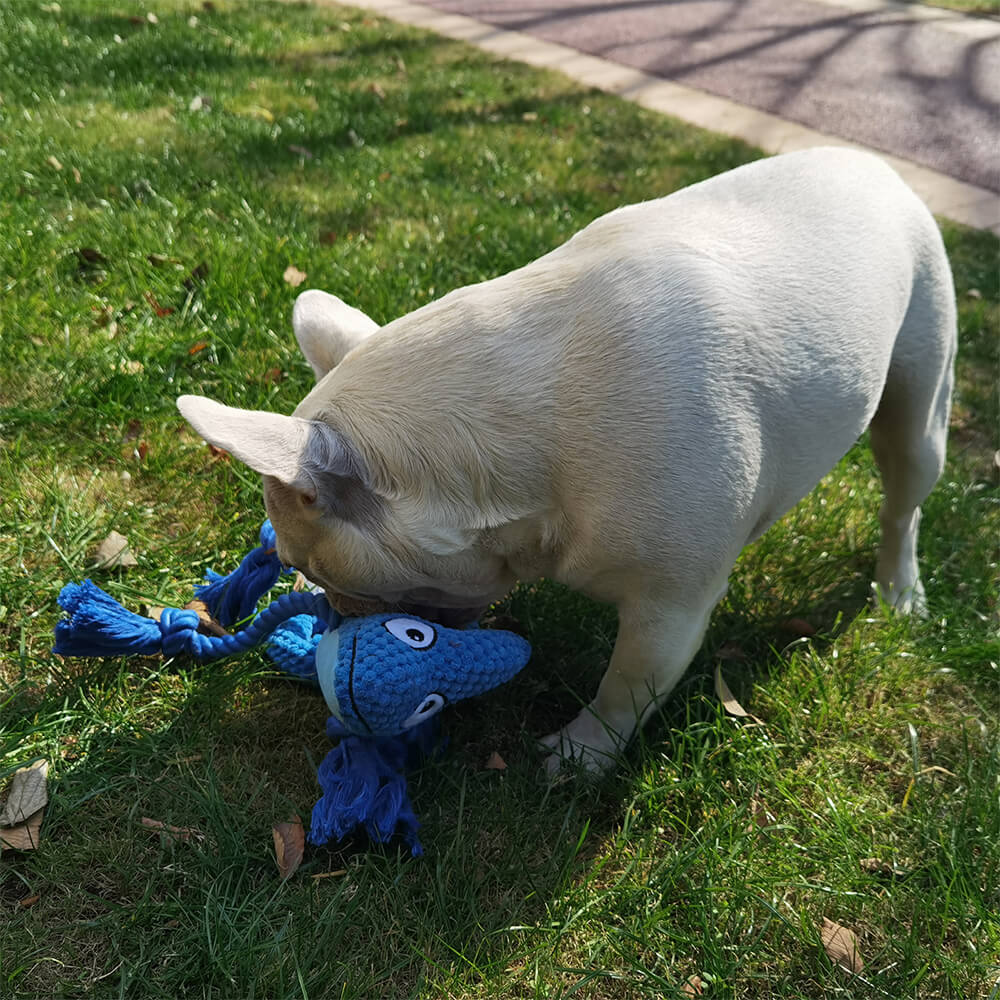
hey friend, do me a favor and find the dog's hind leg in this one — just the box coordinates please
[869,239,956,615]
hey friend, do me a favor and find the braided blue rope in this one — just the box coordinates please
[52,573,436,855]
[53,580,337,660]
[194,520,285,626]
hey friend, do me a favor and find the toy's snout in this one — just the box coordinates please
[313,614,531,740]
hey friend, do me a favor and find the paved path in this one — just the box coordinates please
[349,0,1000,231]
[420,0,999,193]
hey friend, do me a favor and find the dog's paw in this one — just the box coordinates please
[873,578,928,618]
[539,710,625,777]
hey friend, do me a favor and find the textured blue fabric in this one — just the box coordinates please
[53,522,531,857]
[319,614,531,739]
[308,717,437,855]
[266,614,323,683]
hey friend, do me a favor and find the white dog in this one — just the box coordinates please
[179,147,956,770]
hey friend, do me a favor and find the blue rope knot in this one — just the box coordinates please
[159,607,204,657]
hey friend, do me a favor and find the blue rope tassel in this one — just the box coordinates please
[194,520,285,626]
[52,559,433,855]
[54,580,334,660]
[309,717,437,857]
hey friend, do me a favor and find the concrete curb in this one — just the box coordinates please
[345,0,1000,234]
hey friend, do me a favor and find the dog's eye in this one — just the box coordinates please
[384,617,437,650]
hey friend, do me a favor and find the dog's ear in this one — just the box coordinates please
[292,289,379,381]
[177,395,371,512]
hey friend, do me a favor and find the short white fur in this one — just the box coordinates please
[178,148,956,772]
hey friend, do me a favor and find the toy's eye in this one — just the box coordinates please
[401,693,445,730]
[384,617,437,650]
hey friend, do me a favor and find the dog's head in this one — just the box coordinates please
[177,290,515,625]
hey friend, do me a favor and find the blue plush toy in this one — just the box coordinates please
[53,523,531,855]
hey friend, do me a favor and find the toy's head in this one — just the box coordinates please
[313,614,531,739]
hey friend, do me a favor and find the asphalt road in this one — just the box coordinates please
[420,0,1000,192]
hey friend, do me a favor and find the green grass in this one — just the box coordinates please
[919,0,1000,14]
[1,1,998,998]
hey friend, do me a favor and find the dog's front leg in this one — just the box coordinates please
[541,590,720,773]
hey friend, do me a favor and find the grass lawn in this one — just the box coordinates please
[1,1,998,997]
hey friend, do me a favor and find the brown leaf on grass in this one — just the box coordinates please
[484,751,507,771]
[123,418,142,441]
[183,599,229,638]
[188,340,208,355]
[0,809,44,852]
[748,796,776,831]
[283,265,307,288]
[93,531,138,569]
[714,664,765,725]
[146,600,228,638]
[272,819,305,880]
[369,82,386,100]
[780,617,816,638]
[72,167,81,184]
[207,443,230,462]
[821,917,864,973]
[0,760,48,826]
[262,366,284,385]
[140,817,204,843]
[319,230,338,246]
[860,857,911,879]
[77,247,108,266]
[182,261,209,291]
[46,155,63,171]
[144,290,174,317]
[19,893,41,907]
[682,975,704,997]
[715,641,747,662]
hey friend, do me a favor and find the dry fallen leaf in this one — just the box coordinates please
[140,817,204,843]
[860,857,911,879]
[714,664,765,725]
[0,810,44,852]
[93,531,138,569]
[715,641,747,662]
[0,760,48,826]
[19,893,41,907]
[188,340,208,355]
[144,290,174,317]
[77,246,108,266]
[146,600,228,638]
[46,154,63,171]
[484,751,507,771]
[273,819,305,880]
[283,265,307,288]
[780,617,816,638]
[748,796,776,831]
[682,975,704,997]
[821,917,864,973]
